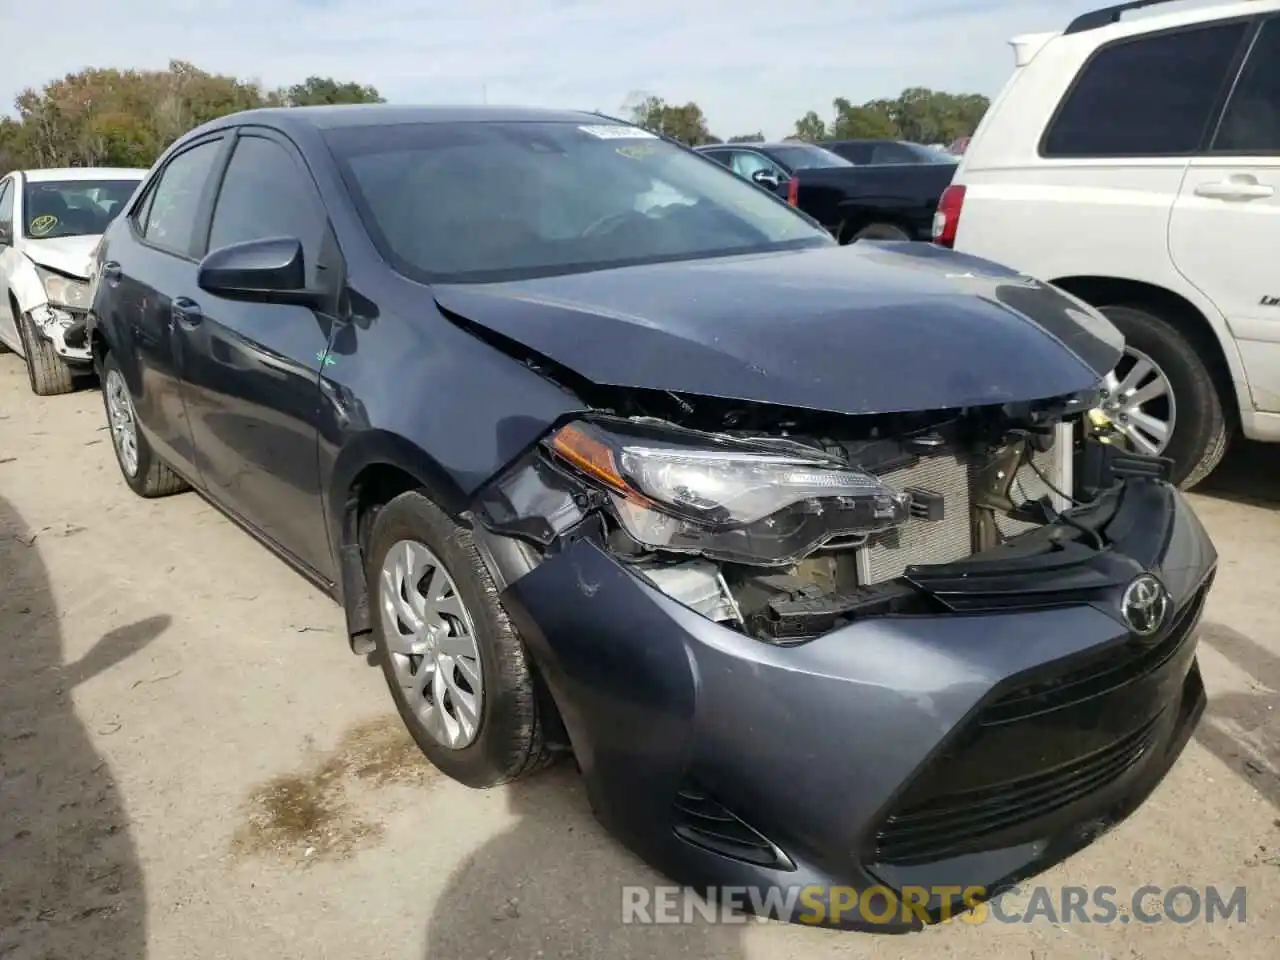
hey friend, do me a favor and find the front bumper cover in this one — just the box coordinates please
[499,478,1214,931]
[28,304,91,364]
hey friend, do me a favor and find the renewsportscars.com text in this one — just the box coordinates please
[621,883,1248,926]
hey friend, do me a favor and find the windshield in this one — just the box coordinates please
[764,144,854,170]
[325,121,834,283]
[903,142,957,163]
[22,179,141,240]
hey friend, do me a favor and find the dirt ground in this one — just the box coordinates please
[1,351,1278,960]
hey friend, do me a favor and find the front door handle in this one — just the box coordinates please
[1194,175,1274,201]
[171,297,203,328]
[101,261,122,283]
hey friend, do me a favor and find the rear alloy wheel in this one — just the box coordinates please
[367,490,553,788]
[101,353,189,498]
[847,222,912,243]
[16,309,75,396]
[1096,304,1229,489]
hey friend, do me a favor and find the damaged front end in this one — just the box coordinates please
[26,264,93,363]
[472,386,1138,644]
[463,384,1214,930]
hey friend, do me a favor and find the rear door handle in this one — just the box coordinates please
[171,297,203,328]
[101,261,122,282]
[1193,176,1274,201]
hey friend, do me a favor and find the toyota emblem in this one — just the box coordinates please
[1121,574,1169,637]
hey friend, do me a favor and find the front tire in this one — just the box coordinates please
[1097,304,1229,490]
[17,310,75,396]
[100,352,188,498]
[366,490,552,788]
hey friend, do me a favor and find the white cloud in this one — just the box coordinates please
[0,0,1226,139]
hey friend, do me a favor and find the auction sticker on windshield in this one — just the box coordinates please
[578,124,658,139]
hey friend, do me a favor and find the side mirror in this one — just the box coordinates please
[0,221,12,246]
[751,170,782,190]
[197,236,326,307]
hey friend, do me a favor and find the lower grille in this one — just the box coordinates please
[871,580,1207,865]
[860,438,1065,584]
[873,711,1162,865]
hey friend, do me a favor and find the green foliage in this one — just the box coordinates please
[627,96,718,146]
[791,111,828,143]
[0,66,985,174]
[825,88,990,143]
[283,76,385,107]
[1,62,383,171]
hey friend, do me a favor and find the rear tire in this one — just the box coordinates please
[1098,304,1229,490]
[847,222,912,243]
[16,309,75,396]
[366,490,554,788]
[100,351,189,498]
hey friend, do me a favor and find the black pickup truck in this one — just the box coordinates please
[695,140,956,243]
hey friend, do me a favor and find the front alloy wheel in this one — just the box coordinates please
[365,490,554,787]
[1097,346,1177,457]
[1095,303,1229,489]
[379,539,485,750]
[104,367,140,477]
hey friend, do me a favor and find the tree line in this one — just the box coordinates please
[0,61,383,171]
[628,87,991,146]
[0,63,989,173]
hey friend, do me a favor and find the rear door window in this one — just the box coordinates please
[1041,20,1251,158]
[1212,16,1280,154]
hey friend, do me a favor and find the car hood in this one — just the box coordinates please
[432,242,1125,416]
[23,234,101,279]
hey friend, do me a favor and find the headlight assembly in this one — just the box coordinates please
[34,265,91,311]
[541,419,911,566]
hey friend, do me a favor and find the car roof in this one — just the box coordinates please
[199,103,608,134]
[1064,0,1278,39]
[20,167,149,182]
[698,142,830,151]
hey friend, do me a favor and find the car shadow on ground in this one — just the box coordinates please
[1196,440,1280,507]
[1195,620,1280,810]
[423,762,749,959]
[0,494,167,958]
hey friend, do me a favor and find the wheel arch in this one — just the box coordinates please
[1049,275,1243,427]
[329,437,572,751]
[327,433,471,653]
[835,206,916,244]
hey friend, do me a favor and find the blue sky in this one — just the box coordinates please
[1,0,1222,138]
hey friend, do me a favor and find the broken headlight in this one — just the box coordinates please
[34,265,91,311]
[543,419,910,566]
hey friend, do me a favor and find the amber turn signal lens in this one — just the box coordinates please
[549,423,628,492]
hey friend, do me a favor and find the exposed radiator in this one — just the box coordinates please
[861,450,975,584]
[858,432,1068,585]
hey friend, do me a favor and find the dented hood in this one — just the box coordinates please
[23,234,101,279]
[433,242,1124,416]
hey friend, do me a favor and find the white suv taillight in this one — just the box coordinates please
[932,184,966,248]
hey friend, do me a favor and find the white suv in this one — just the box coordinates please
[935,0,1280,488]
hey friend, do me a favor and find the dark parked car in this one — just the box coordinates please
[695,140,956,242]
[87,105,1214,931]
[822,139,955,166]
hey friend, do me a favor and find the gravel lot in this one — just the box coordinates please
[2,351,1278,959]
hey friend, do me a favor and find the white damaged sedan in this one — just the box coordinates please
[0,167,145,394]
